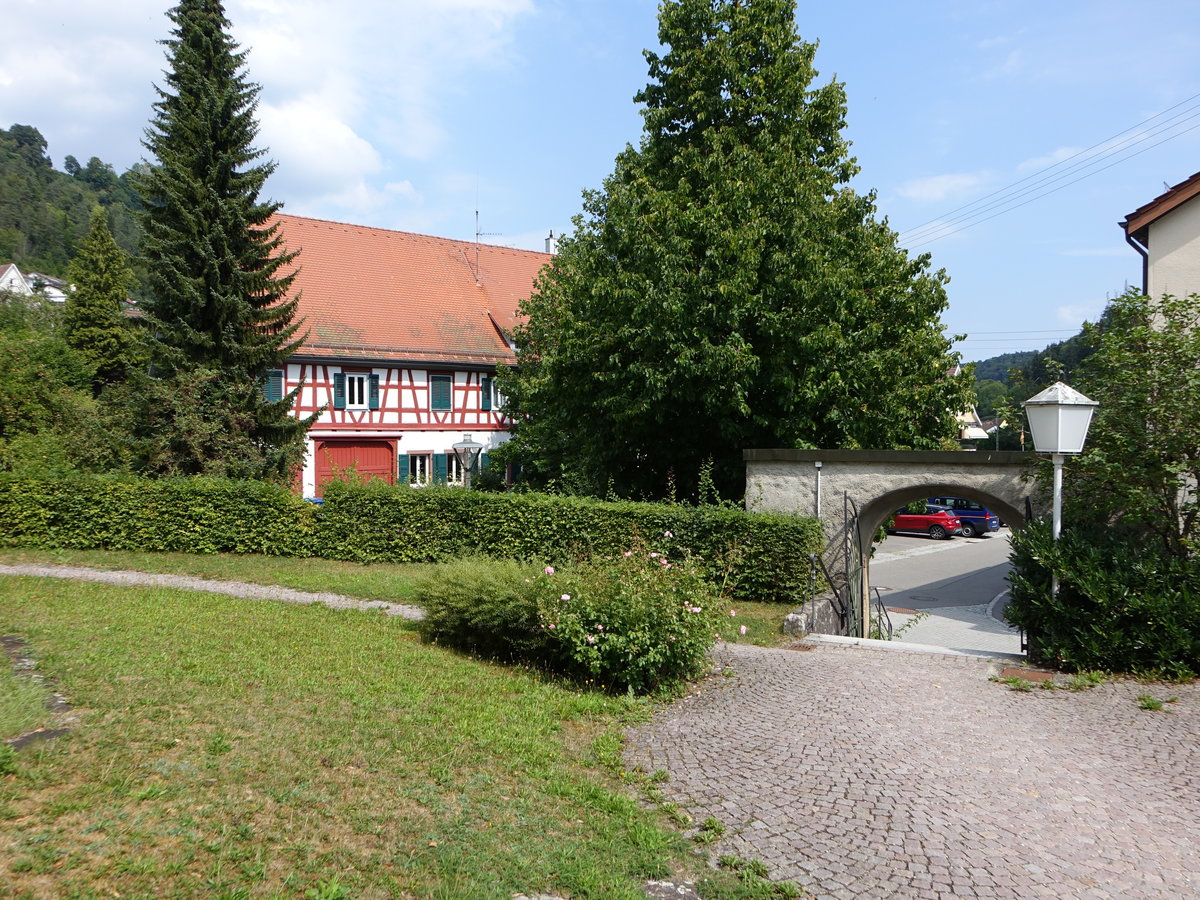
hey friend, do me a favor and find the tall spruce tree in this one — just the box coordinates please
[64,206,137,393]
[502,0,971,499]
[136,0,309,479]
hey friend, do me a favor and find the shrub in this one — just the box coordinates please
[416,544,728,695]
[1006,521,1200,678]
[414,557,547,662]
[536,547,726,694]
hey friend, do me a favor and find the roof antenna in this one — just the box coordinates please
[474,209,502,287]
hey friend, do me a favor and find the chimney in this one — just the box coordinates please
[545,230,557,254]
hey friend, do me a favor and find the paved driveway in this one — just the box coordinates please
[625,642,1199,899]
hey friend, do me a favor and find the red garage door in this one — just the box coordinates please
[314,440,396,497]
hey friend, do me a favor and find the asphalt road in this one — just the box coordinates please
[870,528,1013,612]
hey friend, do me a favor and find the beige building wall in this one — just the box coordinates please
[1147,199,1200,299]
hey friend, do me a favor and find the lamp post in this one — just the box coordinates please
[451,434,484,489]
[1022,382,1098,595]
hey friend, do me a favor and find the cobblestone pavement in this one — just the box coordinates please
[625,641,1200,900]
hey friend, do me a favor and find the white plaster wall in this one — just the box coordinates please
[1148,200,1200,300]
[300,428,509,497]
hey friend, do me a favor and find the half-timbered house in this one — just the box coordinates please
[268,214,550,498]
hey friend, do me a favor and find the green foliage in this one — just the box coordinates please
[134,0,312,478]
[0,475,822,606]
[138,0,302,377]
[414,557,546,662]
[0,125,143,281]
[969,350,1037,385]
[501,0,970,500]
[121,366,307,481]
[317,480,823,604]
[416,549,728,695]
[0,475,317,556]
[1068,291,1200,557]
[1006,522,1200,678]
[0,290,131,475]
[64,206,139,391]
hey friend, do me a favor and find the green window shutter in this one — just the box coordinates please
[479,452,489,473]
[433,453,448,485]
[480,376,492,411]
[333,372,346,410]
[264,369,285,403]
[430,375,452,410]
[368,373,380,410]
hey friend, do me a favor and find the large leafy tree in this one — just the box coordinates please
[502,0,970,499]
[1071,291,1200,557]
[64,206,138,393]
[136,0,309,480]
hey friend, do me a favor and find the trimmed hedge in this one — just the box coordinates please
[1006,522,1200,678]
[0,475,824,604]
[0,475,316,556]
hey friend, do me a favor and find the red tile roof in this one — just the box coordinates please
[1121,170,1200,245]
[273,213,551,365]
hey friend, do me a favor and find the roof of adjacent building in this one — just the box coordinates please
[274,213,551,366]
[1121,170,1200,246]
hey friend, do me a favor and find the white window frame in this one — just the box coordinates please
[344,373,369,409]
[408,453,431,487]
[447,455,464,485]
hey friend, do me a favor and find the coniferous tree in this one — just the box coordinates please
[502,0,971,500]
[135,0,310,480]
[64,206,137,393]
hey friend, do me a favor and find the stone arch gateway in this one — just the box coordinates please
[744,448,1037,637]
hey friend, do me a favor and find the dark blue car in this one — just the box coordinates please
[927,496,1001,538]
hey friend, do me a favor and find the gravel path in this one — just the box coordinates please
[0,563,425,620]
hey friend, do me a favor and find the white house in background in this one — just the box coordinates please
[268,214,552,498]
[0,262,69,303]
[1122,170,1200,299]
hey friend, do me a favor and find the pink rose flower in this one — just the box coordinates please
[739,625,747,636]
[544,565,555,575]
[561,593,571,601]
[729,610,737,617]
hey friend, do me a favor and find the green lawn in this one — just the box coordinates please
[0,548,800,647]
[0,663,46,742]
[0,562,801,898]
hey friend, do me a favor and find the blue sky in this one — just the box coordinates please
[5,0,1200,361]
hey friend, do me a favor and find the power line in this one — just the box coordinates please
[898,92,1200,248]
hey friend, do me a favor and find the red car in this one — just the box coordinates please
[887,504,963,540]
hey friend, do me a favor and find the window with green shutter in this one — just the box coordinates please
[480,375,492,411]
[333,372,346,409]
[433,453,448,484]
[368,373,380,410]
[430,374,452,410]
[264,369,285,403]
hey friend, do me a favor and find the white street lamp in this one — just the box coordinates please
[1022,382,1098,595]
[451,434,484,489]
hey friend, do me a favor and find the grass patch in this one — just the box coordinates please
[0,663,48,741]
[1136,692,1178,711]
[0,575,722,898]
[0,547,424,605]
[0,566,788,898]
[0,548,799,648]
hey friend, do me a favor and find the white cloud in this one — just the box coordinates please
[983,49,1024,80]
[1018,146,1082,172]
[1056,302,1107,327]
[896,172,991,203]
[0,0,535,219]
